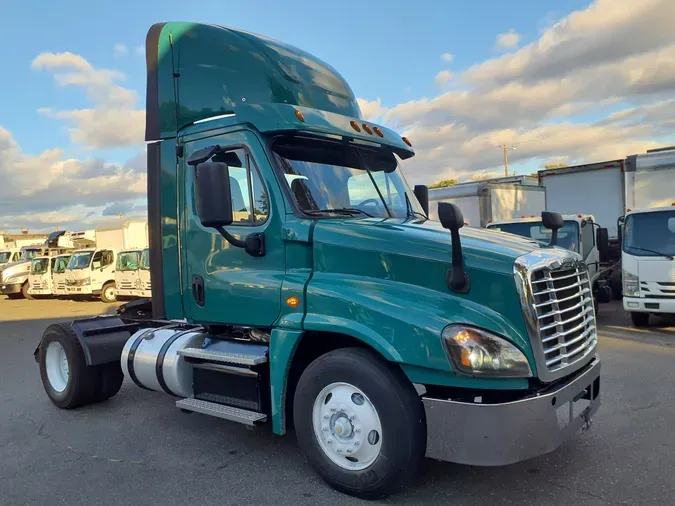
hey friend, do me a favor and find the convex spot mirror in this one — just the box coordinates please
[195,161,234,228]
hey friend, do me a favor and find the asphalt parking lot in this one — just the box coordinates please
[1,297,674,505]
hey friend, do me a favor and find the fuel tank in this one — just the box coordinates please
[121,327,206,397]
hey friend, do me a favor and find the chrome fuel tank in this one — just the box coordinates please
[121,327,206,397]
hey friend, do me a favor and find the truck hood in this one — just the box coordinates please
[0,260,30,279]
[312,217,543,277]
[65,269,89,282]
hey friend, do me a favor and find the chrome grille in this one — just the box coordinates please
[119,281,134,289]
[515,249,597,382]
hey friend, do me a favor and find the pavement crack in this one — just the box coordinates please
[629,401,662,412]
[535,476,621,505]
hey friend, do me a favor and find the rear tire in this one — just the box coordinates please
[22,282,34,300]
[631,312,649,328]
[39,323,97,409]
[293,348,426,500]
[100,282,117,303]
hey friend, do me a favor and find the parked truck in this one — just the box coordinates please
[428,179,546,226]
[51,253,73,297]
[33,22,601,499]
[0,243,53,299]
[65,225,123,302]
[115,221,149,299]
[621,148,675,327]
[137,247,151,298]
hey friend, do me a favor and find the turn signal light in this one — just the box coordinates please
[626,208,632,212]
[286,296,300,307]
[294,109,305,122]
[373,126,384,137]
[402,136,412,147]
[350,120,361,132]
[362,123,373,135]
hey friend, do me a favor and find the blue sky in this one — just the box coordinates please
[1,0,674,231]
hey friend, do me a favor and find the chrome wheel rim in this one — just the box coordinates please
[45,341,69,392]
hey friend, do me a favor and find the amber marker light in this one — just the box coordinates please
[350,120,361,132]
[294,109,305,122]
[362,123,373,135]
[402,136,412,147]
[373,126,384,137]
[286,296,300,307]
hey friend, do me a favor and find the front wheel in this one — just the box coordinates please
[631,312,649,327]
[293,348,426,499]
[100,282,117,303]
[22,282,34,300]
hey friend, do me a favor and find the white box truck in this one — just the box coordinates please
[115,221,149,299]
[65,225,124,302]
[428,181,546,227]
[621,147,675,327]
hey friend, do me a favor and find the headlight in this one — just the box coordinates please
[622,270,639,297]
[81,277,91,286]
[442,325,532,378]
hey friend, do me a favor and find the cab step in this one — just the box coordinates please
[176,398,267,426]
[178,341,268,366]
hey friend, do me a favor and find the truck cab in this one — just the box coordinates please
[622,205,675,326]
[65,248,117,302]
[33,22,601,500]
[0,248,21,267]
[0,246,47,299]
[137,247,151,298]
[115,249,143,299]
[28,256,56,297]
[52,254,72,297]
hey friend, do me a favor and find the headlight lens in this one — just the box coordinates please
[622,270,639,297]
[442,325,532,378]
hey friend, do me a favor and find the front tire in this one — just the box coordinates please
[39,323,97,409]
[293,348,426,499]
[22,282,34,300]
[100,282,117,303]
[631,312,650,327]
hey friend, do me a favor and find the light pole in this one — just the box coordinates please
[499,145,516,176]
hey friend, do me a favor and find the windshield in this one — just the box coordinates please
[624,210,675,257]
[67,251,94,270]
[489,220,580,253]
[140,248,150,270]
[31,258,49,274]
[272,138,425,219]
[0,252,10,263]
[20,249,41,261]
[53,256,70,273]
[117,251,141,271]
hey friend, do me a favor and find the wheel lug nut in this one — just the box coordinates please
[322,426,328,432]
[336,449,343,453]
[327,440,333,444]
[346,449,352,454]
[323,415,329,419]
[330,407,337,413]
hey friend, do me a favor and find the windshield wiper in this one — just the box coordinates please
[627,246,674,260]
[404,193,427,220]
[303,208,374,217]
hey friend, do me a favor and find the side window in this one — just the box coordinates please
[92,251,102,270]
[104,251,114,267]
[582,222,594,259]
[210,148,269,226]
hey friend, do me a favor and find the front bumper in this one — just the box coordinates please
[624,296,675,314]
[0,282,23,295]
[66,285,94,295]
[423,358,601,466]
[28,288,52,295]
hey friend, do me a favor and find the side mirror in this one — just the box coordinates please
[596,227,609,263]
[541,211,563,246]
[438,202,470,293]
[413,185,429,217]
[195,162,234,228]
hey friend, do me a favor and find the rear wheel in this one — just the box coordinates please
[39,323,97,409]
[100,282,117,303]
[293,348,426,499]
[22,282,34,300]
[631,312,649,328]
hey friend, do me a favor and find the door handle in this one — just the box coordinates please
[191,274,205,307]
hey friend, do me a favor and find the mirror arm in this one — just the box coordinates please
[447,228,470,294]
[214,226,266,258]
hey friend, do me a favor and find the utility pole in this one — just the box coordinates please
[499,145,516,176]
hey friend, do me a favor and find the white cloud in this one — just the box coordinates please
[32,51,144,149]
[113,43,128,57]
[434,70,454,87]
[494,29,521,50]
[441,52,454,63]
[136,45,145,56]
[357,97,387,121]
[0,124,146,232]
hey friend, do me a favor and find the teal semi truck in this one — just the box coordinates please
[33,22,601,499]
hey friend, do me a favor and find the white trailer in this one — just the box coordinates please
[621,147,675,327]
[538,160,625,239]
[428,181,546,227]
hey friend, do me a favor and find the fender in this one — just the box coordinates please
[33,316,137,366]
